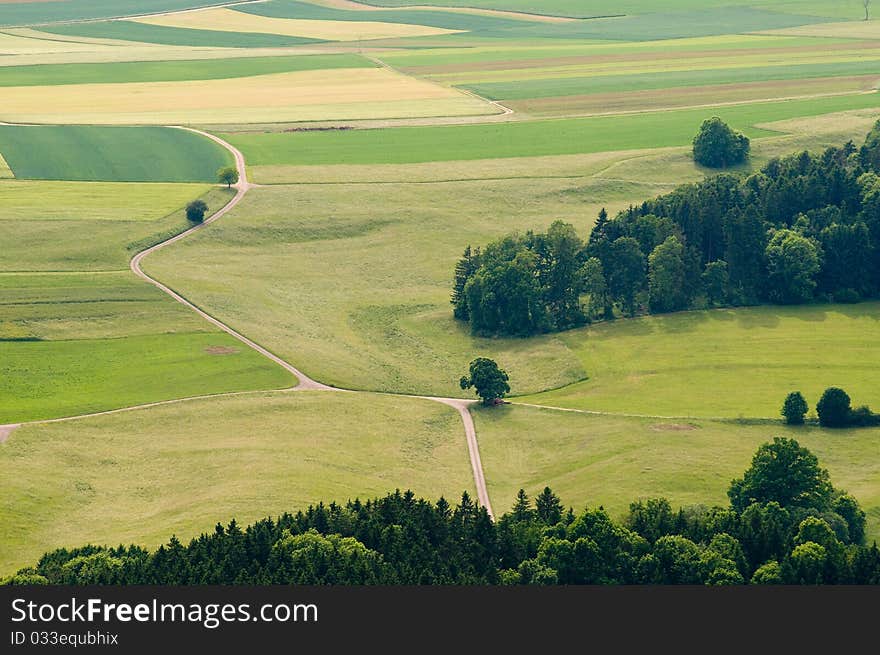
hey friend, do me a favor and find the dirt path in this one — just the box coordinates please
[125,127,495,516]
[131,126,332,392]
[0,424,20,444]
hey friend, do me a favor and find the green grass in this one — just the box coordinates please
[474,404,880,543]
[0,1,263,27]
[0,271,212,341]
[0,184,231,271]
[39,20,325,48]
[146,176,651,397]
[0,125,232,182]
[0,391,474,575]
[0,332,295,424]
[226,93,880,166]
[518,303,880,419]
[154,117,880,409]
[463,60,880,101]
[0,54,374,87]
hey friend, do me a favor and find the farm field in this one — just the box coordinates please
[0,54,374,87]
[133,7,464,41]
[0,1,238,27]
[474,405,880,542]
[0,125,231,181]
[0,391,474,575]
[225,94,880,165]
[2,0,879,584]
[0,68,496,125]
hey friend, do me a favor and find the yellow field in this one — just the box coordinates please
[0,68,496,124]
[759,21,880,39]
[133,7,461,41]
[0,153,12,179]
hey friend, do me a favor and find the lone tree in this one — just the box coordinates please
[217,166,239,189]
[460,357,510,406]
[816,387,852,428]
[782,391,809,425]
[185,199,208,223]
[692,117,750,168]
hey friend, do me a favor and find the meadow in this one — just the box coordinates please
[473,404,880,542]
[518,303,880,418]
[149,112,880,412]
[0,184,230,271]
[226,93,880,165]
[0,126,231,181]
[0,391,474,575]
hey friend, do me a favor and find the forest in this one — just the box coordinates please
[5,438,879,586]
[452,123,880,336]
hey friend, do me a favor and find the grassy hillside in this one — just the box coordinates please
[0,391,474,575]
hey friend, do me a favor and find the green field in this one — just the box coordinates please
[0,391,474,575]
[0,1,245,27]
[226,93,880,166]
[0,126,232,182]
[0,54,374,87]
[462,60,880,101]
[145,174,657,397]
[474,404,880,542]
[0,332,295,423]
[518,303,880,418]
[40,21,325,48]
[0,270,295,423]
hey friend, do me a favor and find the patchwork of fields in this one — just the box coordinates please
[1,0,880,575]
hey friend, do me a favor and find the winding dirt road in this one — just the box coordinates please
[24,126,495,518]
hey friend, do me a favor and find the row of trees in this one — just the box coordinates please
[6,439,878,586]
[784,388,880,427]
[452,123,880,336]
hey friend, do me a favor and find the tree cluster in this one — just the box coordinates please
[692,117,750,169]
[452,123,880,335]
[6,439,878,586]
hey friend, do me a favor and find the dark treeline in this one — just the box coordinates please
[452,123,880,336]
[5,438,879,586]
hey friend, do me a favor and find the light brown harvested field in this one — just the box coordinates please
[506,77,880,117]
[133,7,461,41]
[759,21,880,40]
[401,41,880,76]
[0,153,12,179]
[0,68,496,124]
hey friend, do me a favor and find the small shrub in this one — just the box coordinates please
[185,199,208,223]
